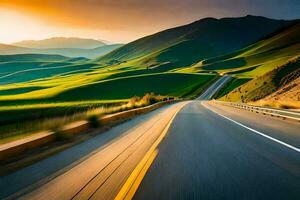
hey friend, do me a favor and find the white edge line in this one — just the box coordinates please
[202,102,300,153]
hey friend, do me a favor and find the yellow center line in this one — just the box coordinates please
[114,102,188,200]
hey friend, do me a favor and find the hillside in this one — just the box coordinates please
[0,43,122,59]
[196,22,300,78]
[263,77,300,102]
[12,37,106,49]
[98,15,295,70]
[221,56,300,102]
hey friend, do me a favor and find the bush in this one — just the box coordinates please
[88,115,100,128]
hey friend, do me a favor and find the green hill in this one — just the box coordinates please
[0,54,98,85]
[0,54,69,62]
[196,22,300,78]
[98,15,295,70]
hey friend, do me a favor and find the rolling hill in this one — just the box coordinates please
[205,22,300,102]
[0,16,299,110]
[0,54,98,85]
[97,15,296,70]
[195,22,300,78]
[1,15,300,139]
[0,54,69,62]
[12,37,106,49]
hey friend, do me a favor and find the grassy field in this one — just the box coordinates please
[0,65,215,141]
[52,73,215,101]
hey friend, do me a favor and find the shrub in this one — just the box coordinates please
[88,115,100,128]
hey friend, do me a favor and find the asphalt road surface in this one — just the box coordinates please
[133,103,300,199]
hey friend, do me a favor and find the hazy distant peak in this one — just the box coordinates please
[12,37,106,49]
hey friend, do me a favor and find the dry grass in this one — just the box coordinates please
[249,100,300,110]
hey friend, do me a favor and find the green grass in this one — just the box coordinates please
[0,61,100,84]
[52,73,215,101]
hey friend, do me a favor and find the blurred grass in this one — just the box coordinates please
[0,93,171,143]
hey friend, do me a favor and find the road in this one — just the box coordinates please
[197,75,232,100]
[1,76,300,200]
[0,102,188,200]
[134,101,300,200]
[134,76,300,200]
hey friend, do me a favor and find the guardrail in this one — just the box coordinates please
[213,100,300,122]
[0,100,176,162]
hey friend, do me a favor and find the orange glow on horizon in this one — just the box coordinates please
[0,7,138,44]
[1,0,296,44]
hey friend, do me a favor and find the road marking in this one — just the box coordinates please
[114,102,188,200]
[202,102,300,153]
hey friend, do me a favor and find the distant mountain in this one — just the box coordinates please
[0,43,123,59]
[12,37,106,49]
[0,43,29,54]
[98,15,296,69]
[38,44,123,58]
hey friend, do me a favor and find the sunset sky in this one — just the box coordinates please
[0,0,299,44]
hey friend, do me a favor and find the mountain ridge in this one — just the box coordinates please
[97,15,297,70]
[11,37,106,49]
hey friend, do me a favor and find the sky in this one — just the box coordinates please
[0,0,300,44]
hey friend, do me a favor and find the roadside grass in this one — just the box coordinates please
[0,94,170,143]
[249,100,300,109]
